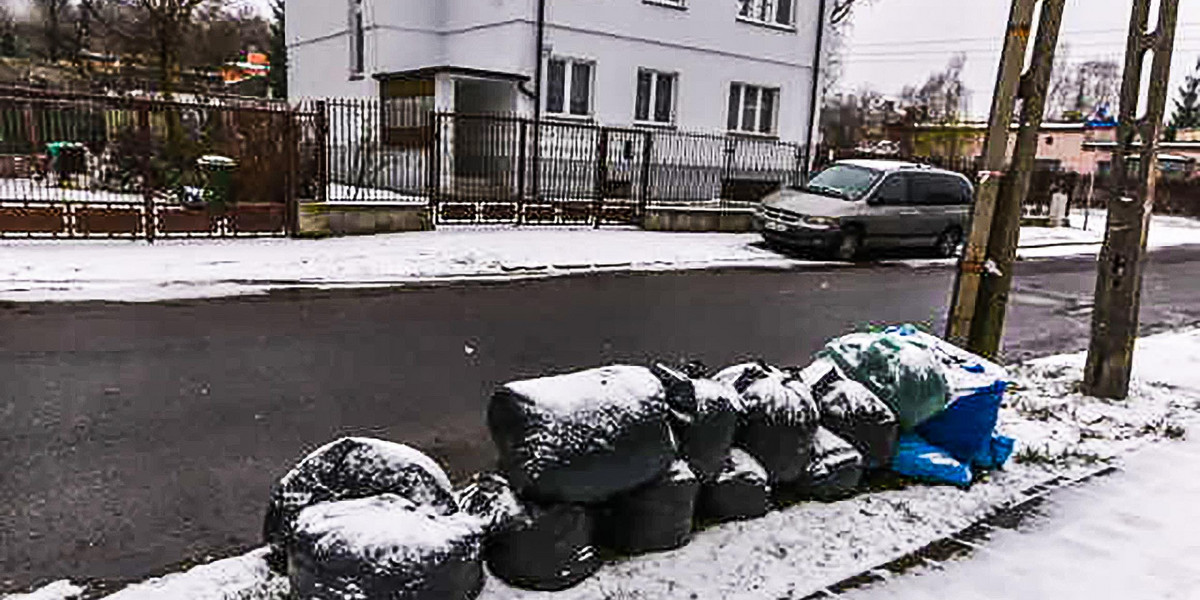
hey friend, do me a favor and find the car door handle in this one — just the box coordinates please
[899,210,921,216]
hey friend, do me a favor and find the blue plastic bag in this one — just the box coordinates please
[972,434,1015,471]
[915,381,1007,463]
[890,434,973,487]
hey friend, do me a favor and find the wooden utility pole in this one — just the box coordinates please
[1084,0,1180,399]
[946,0,1065,358]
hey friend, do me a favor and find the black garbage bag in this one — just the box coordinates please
[713,361,787,394]
[485,501,600,591]
[786,427,864,502]
[264,437,458,569]
[488,365,676,504]
[288,494,484,600]
[455,473,523,536]
[697,448,771,523]
[597,460,700,554]
[651,363,741,482]
[802,358,900,469]
[716,363,820,483]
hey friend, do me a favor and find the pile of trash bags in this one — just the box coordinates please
[261,324,1014,600]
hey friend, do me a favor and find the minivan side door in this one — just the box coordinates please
[859,173,912,247]
[907,173,972,242]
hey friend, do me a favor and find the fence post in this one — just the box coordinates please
[137,102,155,244]
[638,130,654,220]
[593,128,610,228]
[284,109,300,236]
[517,118,528,225]
[315,100,328,204]
[432,112,443,213]
[721,136,738,200]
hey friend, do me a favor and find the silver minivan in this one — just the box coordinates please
[754,159,974,261]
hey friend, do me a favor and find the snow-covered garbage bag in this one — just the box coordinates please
[793,427,864,501]
[798,357,899,469]
[886,325,1012,464]
[817,328,949,431]
[488,365,676,504]
[485,501,600,591]
[288,494,484,600]
[651,363,741,482]
[455,473,523,536]
[597,460,700,554]
[714,362,820,483]
[697,448,771,523]
[264,437,458,568]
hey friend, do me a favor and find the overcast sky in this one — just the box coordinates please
[839,0,1200,118]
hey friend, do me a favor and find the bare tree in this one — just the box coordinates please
[901,54,968,124]
[32,0,75,62]
[80,0,214,92]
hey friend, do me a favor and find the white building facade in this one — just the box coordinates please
[288,0,829,144]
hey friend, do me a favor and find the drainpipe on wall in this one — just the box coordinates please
[806,0,828,178]
[531,0,547,204]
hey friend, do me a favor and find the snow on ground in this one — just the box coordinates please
[3,212,1198,303]
[1018,208,1200,258]
[77,328,1200,600]
[0,228,806,302]
[0,581,84,600]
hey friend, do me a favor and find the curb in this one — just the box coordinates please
[798,464,1121,599]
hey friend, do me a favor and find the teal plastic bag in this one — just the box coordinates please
[818,329,948,431]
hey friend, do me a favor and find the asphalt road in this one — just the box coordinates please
[2,246,1200,593]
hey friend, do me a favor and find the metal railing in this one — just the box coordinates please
[319,100,807,225]
[0,88,320,239]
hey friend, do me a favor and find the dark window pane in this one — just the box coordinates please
[727,84,741,130]
[570,62,591,115]
[742,86,759,133]
[874,175,906,204]
[635,71,652,121]
[547,59,566,113]
[654,74,674,123]
[352,13,364,73]
[739,0,753,17]
[759,0,772,21]
[759,89,775,133]
[775,0,792,24]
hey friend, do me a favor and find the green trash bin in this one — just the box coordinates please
[197,154,237,207]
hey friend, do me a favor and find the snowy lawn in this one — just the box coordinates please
[2,212,1198,303]
[10,328,1197,600]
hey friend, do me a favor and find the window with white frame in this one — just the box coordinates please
[727,83,779,135]
[738,0,794,26]
[349,0,364,75]
[635,69,676,124]
[546,58,594,117]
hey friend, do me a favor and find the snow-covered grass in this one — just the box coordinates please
[68,328,1200,600]
[0,228,805,302]
[3,212,1198,304]
[0,581,84,600]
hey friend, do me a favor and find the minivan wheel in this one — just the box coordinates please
[935,227,963,258]
[833,228,863,262]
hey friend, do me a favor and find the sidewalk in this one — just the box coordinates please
[839,433,1200,600]
[9,328,1196,600]
[1,212,1197,303]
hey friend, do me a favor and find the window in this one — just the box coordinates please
[727,83,778,135]
[635,70,676,124]
[805,164,883,200]
[381,78,434,148]
[873,174,907,204]
[911,174,970,205]
[738,0,794,26]
[546,58,593,117]
[349,0,364,76]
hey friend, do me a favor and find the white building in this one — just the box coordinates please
[287,0,830,205]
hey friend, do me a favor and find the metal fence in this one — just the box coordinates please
[0,87,320,239]
[321,100,807,225]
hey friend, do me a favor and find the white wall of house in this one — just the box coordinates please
[288,0,828,144]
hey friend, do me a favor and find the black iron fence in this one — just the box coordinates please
[0,87,320,238]
[321,100,806,225]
